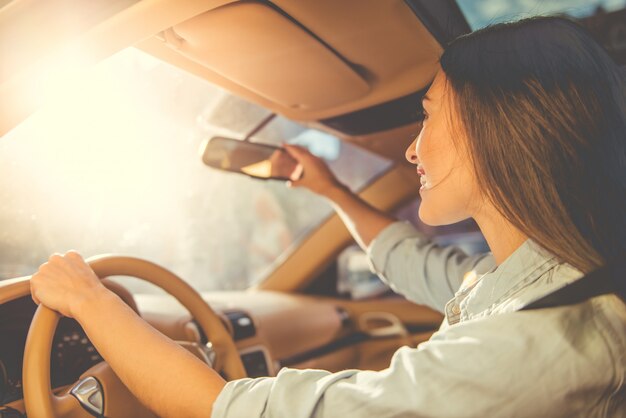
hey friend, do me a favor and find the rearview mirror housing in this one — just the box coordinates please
[201,137,300,181]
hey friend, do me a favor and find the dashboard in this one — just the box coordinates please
[0,296,103,404]
[0,283,440,414]
[0,290,334,406]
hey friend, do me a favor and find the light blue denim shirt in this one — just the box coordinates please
[212,222,626,417]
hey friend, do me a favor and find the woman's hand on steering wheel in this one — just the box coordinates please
[30,251,110,319]
[25,255,245,418]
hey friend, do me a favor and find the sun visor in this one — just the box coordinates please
[162,2,370,111]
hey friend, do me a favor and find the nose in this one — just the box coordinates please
[405,138,418,165]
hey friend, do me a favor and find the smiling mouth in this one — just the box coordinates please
[417,164,428,190]
[416,164,428,191]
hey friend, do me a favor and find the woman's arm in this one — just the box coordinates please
[283,144,395,249]
[284,145,494,311]
[324,183,396,249]
[30,252,226,418]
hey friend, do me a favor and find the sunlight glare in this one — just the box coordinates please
[3,48,191,239]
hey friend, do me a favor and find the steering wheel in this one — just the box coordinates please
[22,255,247,418]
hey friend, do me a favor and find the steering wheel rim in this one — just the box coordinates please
[23,255,246,418]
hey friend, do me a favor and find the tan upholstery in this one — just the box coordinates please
[168,2,370,110]
[142,0,442,121]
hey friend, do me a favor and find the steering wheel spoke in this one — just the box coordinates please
[50,392,93,418]
[69,376,103,416]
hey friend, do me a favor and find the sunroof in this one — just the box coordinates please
[456,0,626,30]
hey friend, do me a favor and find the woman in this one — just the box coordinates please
[31,16,625,417]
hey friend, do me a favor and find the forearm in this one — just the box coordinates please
[75,287,225,418]
[324,184,396,249]
[283,144,396,247]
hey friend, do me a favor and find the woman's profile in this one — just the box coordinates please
[30,16,626,417]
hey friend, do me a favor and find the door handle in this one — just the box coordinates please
[358,312,408,338]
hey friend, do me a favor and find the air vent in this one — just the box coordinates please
[224,310,256,341]
[240,350,270,378]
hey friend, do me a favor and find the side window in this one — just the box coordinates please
[456,1,626,65]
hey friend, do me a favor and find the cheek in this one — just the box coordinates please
[418,166,476,225]
[416,125,456,184]
[417,133,479,225]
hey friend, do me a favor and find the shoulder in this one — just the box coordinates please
[414,297,625,416]
[495,262,584,313]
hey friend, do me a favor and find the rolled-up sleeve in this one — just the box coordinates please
[367,222,495,312]
[212,345,457,418]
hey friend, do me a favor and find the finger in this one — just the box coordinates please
[64,251,92,274]
[283,144,309,153]
[48,253,64,264]
[40,259,64,271]
[287,179,302,189]
[65,250,84,262]
[283,144,314,162]
[287,162,305,184]
[47,253,73,275]
[282,144,302,160]
[45,254,77,277]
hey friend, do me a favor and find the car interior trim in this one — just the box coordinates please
[238,345,274,378]
[279,320,438,368]
[256,164,420,292]
[165,1,370,111]
[136,0,442,122]
[319,89,428,135]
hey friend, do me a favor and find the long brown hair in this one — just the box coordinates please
[440,16,626,273]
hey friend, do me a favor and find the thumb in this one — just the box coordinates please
[286,168,304,188]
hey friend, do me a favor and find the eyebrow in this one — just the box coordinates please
[422,94,431,104]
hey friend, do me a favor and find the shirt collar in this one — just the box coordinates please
[461,239,559,317]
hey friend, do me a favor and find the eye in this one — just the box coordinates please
[420,109,429,122]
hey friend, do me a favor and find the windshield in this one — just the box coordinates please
[0,48,392,292]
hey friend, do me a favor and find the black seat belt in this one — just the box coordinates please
[521,258,625,311]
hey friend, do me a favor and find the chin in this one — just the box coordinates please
[418,195,469,226]
[418,205,448,226]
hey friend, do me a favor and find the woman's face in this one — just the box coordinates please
[405,70,481,226]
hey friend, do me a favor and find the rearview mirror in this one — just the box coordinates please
[201,137,301,181]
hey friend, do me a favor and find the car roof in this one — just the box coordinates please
[0,1,464,141]
[1,1,623,155]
